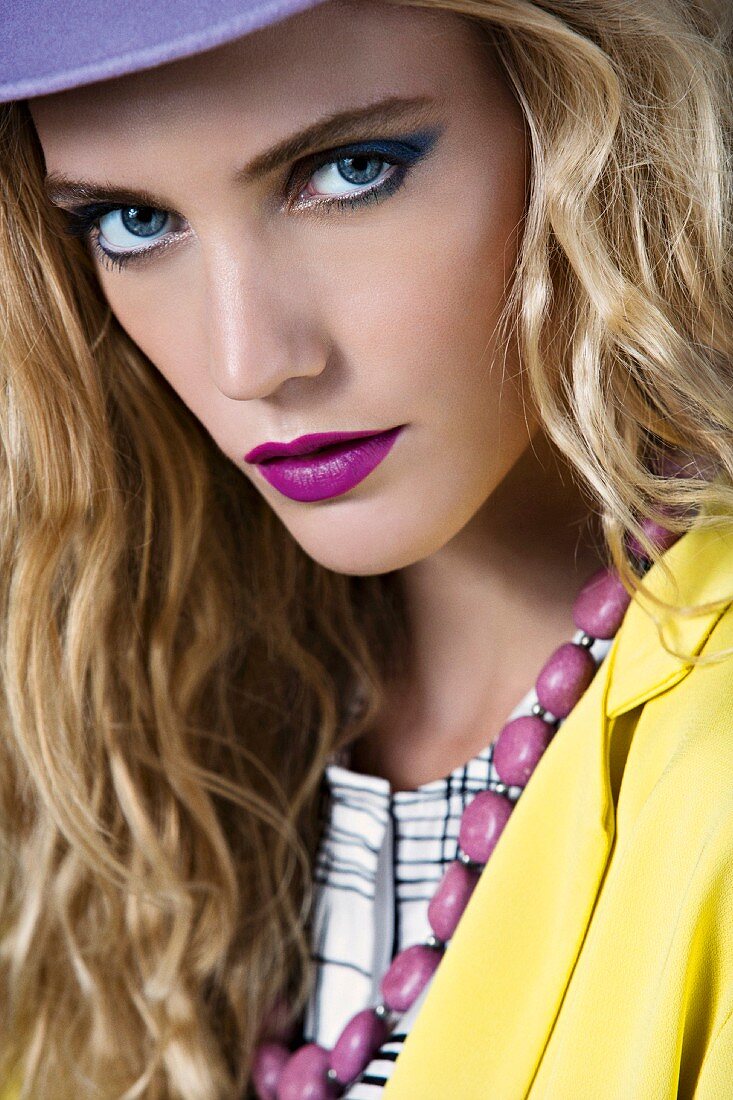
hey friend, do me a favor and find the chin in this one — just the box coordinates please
[289,515,449,577]
[296,540,411,577]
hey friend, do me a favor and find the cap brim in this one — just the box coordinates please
[0,0,331,103]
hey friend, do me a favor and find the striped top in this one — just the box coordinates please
[301,630,614,1096]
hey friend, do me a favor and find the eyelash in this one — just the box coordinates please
[61,135,436,274]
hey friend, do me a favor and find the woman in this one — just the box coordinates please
[0,0,731,1096]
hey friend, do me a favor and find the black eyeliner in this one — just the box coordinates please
[60,124,445,271]
[62,201,124,239]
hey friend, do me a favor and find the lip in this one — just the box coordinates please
[244,428,395,463]
[243,425,405,502]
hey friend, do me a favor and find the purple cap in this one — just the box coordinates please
[0,0,332,104]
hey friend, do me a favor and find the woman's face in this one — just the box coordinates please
[30,0,532,575]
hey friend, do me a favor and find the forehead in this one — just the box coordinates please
[29,1,486,163]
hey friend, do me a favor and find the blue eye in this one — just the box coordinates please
[94,206,173,257]
[61,127,442,273]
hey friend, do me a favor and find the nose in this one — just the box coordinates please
[204,243,329,401]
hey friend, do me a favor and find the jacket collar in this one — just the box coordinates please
[383,511,733,1100]
[606,508,733,717]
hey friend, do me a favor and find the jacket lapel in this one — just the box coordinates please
[605,514,733,718]
[383,513,733,1100]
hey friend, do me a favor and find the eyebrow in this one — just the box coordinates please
[43,94,440,208]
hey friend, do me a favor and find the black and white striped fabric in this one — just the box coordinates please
[302,629,614,1096]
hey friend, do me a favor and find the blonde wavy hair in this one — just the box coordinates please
[0,0,731,1095]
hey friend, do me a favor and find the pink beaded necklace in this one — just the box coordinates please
[252,515,682,1100]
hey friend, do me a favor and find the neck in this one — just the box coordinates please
[351,432,607,790]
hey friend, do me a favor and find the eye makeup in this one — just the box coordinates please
[60,126,443,274]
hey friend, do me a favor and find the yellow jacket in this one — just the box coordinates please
[384,515,733,1099]
[3,516,733,1098]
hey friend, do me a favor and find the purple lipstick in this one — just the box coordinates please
[244,426,404,502]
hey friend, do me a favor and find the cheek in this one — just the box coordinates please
[98,264,219,417]
[327,156,526,439]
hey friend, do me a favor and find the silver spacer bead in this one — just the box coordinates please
[345,683,368,721]
[492,781,509,797]
[577,632,595,649]
[531,701,547,718]
[458,850,483,869]
[326,1067,340,1084]
[374,1002,391,1021]
[425,933,444,951]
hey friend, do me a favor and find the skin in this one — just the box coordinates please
[30,0,605,790]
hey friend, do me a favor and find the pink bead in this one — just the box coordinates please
[259,995,298,1044]
[458,789,513,863]
[276,1044,338,1100]
[252,1042,290,1100]
[654,451,689,478]
[572,567,632,639]
[330,1008,389,1085]
[427,859,480,941]
[380,944,443,1013]
[654,450,712,479]
[626,516,681,558]
[535,642,596,718]
[493,714,553,787]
